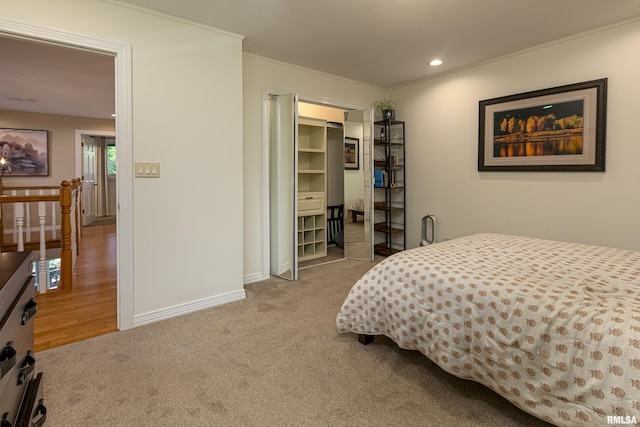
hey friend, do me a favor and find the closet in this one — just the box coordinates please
[297,117,327,262]
[268,94,373,280]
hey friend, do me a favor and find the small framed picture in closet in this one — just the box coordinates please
[344,137,359,170]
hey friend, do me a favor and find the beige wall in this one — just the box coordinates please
[392,19,640,251]
[0,109,114,185]
[242,53,384,282]
[1,0,244,327]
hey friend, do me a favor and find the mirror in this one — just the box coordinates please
[268,93,298,280]
[343,109,373,261]
[343,120,365,244]
[325,126,345,260]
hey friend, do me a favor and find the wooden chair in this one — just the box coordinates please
[326,204,344,246]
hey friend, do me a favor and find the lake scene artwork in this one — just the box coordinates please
[492,99,584,158]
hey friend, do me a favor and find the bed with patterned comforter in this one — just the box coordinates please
[336,233,640,426]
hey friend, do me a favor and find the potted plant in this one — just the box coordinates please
[373,96,397,120]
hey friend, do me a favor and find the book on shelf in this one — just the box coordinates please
[374,169,386,188]
[374,169,401,188]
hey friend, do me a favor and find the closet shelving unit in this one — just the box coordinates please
[373,118,405,256]
[297,117,327,262]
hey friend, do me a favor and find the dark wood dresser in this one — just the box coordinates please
[0,251,46,427]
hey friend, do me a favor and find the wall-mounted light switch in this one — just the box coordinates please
[135,161,160,178]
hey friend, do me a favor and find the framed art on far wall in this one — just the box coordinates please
[344,137,359,170]
[0,128,49,176]
[478,78,607,172]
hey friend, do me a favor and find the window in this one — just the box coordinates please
[107,145,117,176]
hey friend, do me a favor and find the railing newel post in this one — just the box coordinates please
[60,180,73,290]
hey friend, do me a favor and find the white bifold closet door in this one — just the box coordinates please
[268,93,299,280]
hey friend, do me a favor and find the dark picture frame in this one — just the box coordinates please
[0,128,49,176]
[344,137,359,170]
[478,78,607,172]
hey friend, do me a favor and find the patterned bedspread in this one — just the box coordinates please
[336,233,640,426]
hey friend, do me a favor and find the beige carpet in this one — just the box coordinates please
[36,258,553,427]
[299,245,344,269]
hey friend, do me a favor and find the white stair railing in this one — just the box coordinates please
[38,200,48,293]
[0,180,82,293]
[15,201,24,252]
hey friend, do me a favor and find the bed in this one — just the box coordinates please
[336,233,640,426]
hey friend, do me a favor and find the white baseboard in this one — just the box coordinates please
[133,289,246,327]
[243,272,268,284]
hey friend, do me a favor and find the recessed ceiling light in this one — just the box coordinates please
[429,59,443,67]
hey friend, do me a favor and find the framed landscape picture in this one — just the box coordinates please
[478,78,607,171]
[0,128,49,176]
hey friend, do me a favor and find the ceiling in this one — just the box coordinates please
[3,0,640,119]
[0,36,115,119]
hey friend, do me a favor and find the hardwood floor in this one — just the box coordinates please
[34,223,117,352]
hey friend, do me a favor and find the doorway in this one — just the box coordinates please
[267,94,373,279]
[0,18,134,330]
[76,130,117,226]
[297,101,373,268]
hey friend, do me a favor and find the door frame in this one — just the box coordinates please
[261,88,372,279]
[0,18,134,331]
[75,129,116,225]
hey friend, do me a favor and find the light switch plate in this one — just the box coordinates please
[135,161,160,178]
